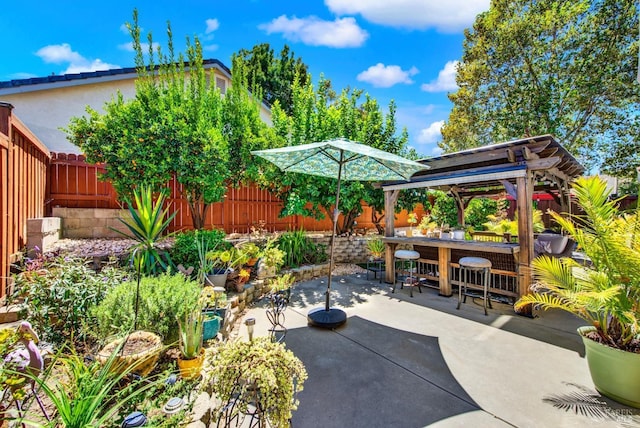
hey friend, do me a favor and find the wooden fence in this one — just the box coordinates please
[0,103,50,300]
[47,153,412,233]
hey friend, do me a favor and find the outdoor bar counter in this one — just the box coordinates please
[383,236,520,299]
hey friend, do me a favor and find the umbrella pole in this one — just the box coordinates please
[325,155,343,312]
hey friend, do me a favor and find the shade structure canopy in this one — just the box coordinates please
[252,138,428,329]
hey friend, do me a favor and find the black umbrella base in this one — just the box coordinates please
[307,307,347,329]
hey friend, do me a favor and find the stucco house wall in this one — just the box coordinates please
[0,59,271,154]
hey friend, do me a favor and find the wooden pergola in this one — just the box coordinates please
[381,134,584,308]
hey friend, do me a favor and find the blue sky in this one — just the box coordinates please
[0,0,490,157]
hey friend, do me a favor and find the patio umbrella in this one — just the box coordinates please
[252,138,428,328]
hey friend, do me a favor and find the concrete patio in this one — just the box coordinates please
[238,271,640,428]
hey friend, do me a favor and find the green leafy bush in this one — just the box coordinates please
[464,198,498,230]
[277,230,327,268]
[93,272,200,344]
[13,256,128,347]
[170,229,229,271]
[429,191,459,227]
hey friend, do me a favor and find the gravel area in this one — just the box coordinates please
[49,238,139,257]
[48,238,369,274]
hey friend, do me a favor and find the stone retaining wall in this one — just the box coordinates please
[308,235,371,264]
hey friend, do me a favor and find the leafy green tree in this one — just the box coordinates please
[236,43,309,115]
[430,191,459,227]
[251,75,415,234]
[441,0,639,175]
[66,10,269,229]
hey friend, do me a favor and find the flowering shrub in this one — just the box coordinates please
[13,255,128,348]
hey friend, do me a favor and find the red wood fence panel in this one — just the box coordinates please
[47,153,416,234]
[0,104,50,300]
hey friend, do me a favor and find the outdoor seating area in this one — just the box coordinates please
[236,273,638,427]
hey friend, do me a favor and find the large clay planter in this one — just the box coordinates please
[96,330,163,377]
[177,349,205,380]
[578,326,640,408]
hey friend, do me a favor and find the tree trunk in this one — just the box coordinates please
[339,208,360,235]
[185,194,210,230]
[371,208,385,235]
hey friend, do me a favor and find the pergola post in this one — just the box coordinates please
[384,189,400,283]
[516,173,534,315]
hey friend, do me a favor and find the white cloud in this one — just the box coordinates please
[421,60,459,93]
[35,44,120,74]
[259,15,368,48]
[325,0,489,32]
[416,120,445,145]
[204,44,219,52]
[36,44,84,64]
[431,145,444,156]
[205,18,219,34]
[118,42,160,52]
[356,63,418,88]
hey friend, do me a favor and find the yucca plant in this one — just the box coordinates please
[515,176,640,351]
[115,184,177,275]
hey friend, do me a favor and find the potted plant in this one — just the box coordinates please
[451,225,466,240]
[201,286,227,341]
[208,337,307,427]
[257,240,285,279]
[407,212,418,237]
[176,307,205,380]
[206,248,234,287]
[366,237,385,260]
[268,273,296,303]
[238,242,261,267]
[195,235,217,285]
[515,176,640,408]
[418,215,433,236]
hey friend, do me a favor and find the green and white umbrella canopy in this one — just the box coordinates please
[252,138,428,182]
[252,138,428,328]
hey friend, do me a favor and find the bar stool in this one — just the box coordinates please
[393,250,421,297]
[457,256,492,315]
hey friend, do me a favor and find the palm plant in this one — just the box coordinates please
[115,184,177,275]
[515,176,640,351]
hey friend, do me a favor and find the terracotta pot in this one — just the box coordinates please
[177,349,205,380]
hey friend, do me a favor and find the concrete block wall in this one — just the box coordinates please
[27,217,61,253]
[309,235,371,264]
[52,208,133,238]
